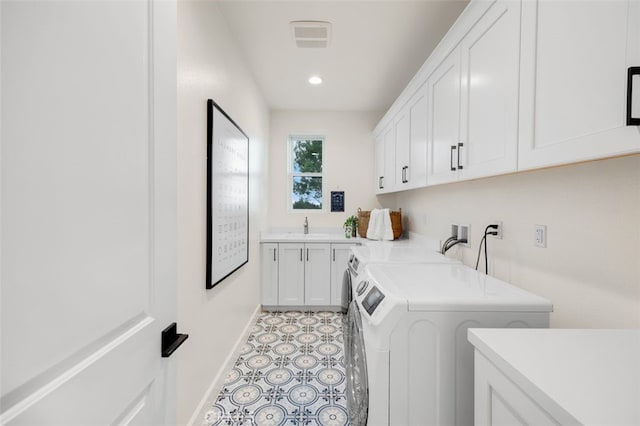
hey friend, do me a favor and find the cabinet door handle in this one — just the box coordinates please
[457,142,464,170]
[628,67,640,125]
[306,248,309,262]
[450,145,457,171]
[333,248,336,262]
[300,248,303,261]
[273,248,276,262]
[379,176,384,189]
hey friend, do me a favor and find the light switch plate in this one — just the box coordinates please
[534,224,546,248]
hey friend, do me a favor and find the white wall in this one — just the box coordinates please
[177,2,270,424]
[386,154,640,328]
[269,110,381,229]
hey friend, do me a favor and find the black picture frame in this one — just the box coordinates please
[206,100,249,290]
[331,191,345,212]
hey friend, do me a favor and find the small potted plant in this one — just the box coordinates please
[344,215,358,238]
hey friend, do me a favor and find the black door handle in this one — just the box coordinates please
[161,323,189,358]
[450,145,457,171]
[628,67,640,125]
[457,142,464,170]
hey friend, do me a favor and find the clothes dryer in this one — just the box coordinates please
[350,263,552,426]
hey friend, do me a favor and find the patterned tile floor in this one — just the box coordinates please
[202,311,349,426]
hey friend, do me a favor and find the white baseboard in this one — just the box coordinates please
[186,304,262,426]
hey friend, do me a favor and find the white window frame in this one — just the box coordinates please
[288,135,325,212]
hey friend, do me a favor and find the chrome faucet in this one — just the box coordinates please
[304,217,309,234]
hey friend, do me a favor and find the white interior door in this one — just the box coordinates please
[1,1,178,424]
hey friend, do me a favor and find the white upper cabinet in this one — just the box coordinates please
[428,0,520,185]
[458,0,520,179]
[518,0,640,169]
[374,122,396,194]
[375,0,640,193]
[427,48,462,185]
[396,84,429,190]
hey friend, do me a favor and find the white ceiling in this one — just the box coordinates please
[217,0,468,112]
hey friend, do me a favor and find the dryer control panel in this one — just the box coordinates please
[362,286,385,316]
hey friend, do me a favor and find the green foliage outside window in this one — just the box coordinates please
[291,138,323,210]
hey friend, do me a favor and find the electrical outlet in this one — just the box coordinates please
[534,224,547,248]
[490,221,503,239]
[451,224,459,239]
[459,224,470,246]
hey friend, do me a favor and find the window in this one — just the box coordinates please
[289,136,324,210]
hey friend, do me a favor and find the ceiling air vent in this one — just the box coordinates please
[290,21,332,48]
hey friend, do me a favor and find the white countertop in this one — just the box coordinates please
[468,328,640,425]
[260,229,438,246]
[260,228,364,243]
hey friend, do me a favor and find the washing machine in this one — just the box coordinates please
[348,263,552,426]
[341,243,459,312]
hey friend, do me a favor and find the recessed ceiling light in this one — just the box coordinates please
[309,76,323,85]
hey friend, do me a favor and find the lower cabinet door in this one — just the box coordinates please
[261,243,279,306]
[304,243,331,305]
[331,244,356,306]
[278,243,305,306]
[474,350,562,425]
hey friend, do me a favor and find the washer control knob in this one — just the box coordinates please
[356,280,369,296]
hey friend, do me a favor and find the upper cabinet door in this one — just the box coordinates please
[374,133,385,194]
[408,85,429,189]
[374,122,395,194]
[395,108,411,188]
[383,123,397,191]
[427,48,462,186]
[459,0,521,180]
[518,0,640,170]
[396,85,428,190]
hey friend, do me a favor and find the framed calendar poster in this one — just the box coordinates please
[206,100,249,289]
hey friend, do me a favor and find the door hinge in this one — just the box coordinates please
[161,322,189,358]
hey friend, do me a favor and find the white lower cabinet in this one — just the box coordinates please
[262,242,355,308]
[474,351,559,425]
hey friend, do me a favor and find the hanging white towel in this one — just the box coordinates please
[380,208,393,241]
[366,208,394,240]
